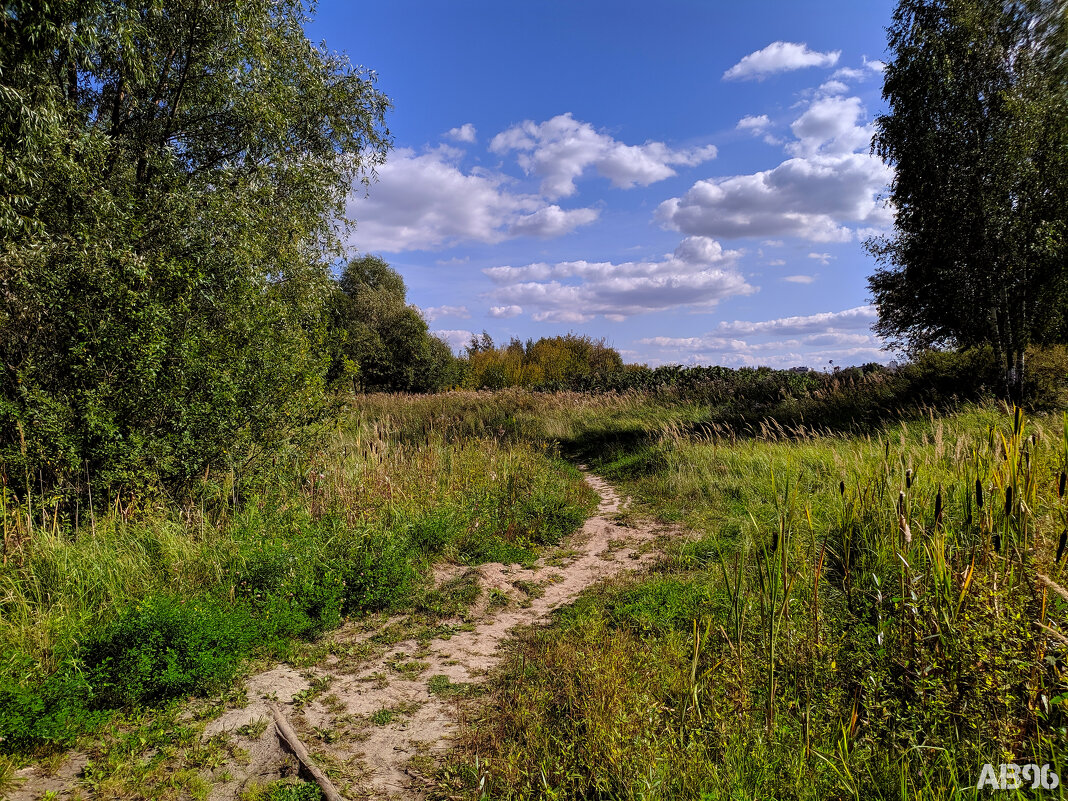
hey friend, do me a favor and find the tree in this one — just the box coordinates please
[327,256,457,393]
[0,1,392,493]
[867,0,1068,398]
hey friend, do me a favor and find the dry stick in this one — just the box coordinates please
[1037,573,1068,604]
[1034,620,1068,648]
[270,703,348,801]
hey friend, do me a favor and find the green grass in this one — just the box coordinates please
[441,401,1068,800]
[0,393,597,756]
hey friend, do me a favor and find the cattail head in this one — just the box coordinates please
[976,479,984,510]
[934,487,943,524]
[1057,529,1068,564]
[1059,471,1066,499]
[899,514,912,545]
[839,480,846,497]
[905,469,913,490]
[897,490,905,517]
[1005,485,1014,517]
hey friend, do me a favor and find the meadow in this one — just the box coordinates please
[0,392,595,758]
[3,384,1068,800]
[441,397,1068,800]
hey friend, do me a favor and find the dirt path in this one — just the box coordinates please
[7,469,682,801]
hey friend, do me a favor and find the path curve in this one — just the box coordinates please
[8,469,680,801]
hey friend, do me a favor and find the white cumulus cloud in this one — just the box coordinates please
[488,305,523,319]
[433,329,474,352]
[423,305,470,322]
[489,113,716,199]
[723,42,840,81]
[737,114,771,133]
[348,147,599,252]
[636,306,886,368]
[483,236,754,323]
[445,123,477,143]
[655,93,890,242]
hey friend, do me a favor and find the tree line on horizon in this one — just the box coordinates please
[1,0,1066,500]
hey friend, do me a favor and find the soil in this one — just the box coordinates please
[5,469,683,801]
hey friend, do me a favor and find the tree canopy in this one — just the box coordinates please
[328,255,458,393]
[867,0,1068,396]
[0,0,391,493]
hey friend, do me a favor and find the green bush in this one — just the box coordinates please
[0,654,100,751]
[83,595,255,709]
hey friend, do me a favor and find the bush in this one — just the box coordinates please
[83,596,254,709]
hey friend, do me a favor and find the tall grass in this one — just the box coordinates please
[444,401,1068,799]
[0,393,596,754]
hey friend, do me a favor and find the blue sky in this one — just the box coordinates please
[307,0,899,368]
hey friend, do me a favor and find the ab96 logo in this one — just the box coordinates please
[977,763,1059,791]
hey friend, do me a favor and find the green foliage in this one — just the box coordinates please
[327,255,459,393]
[0,395,595,754]
[868,0,1068,396]
[446,400,1068,799]
[241,780,324,801]
[462,333,624,390]
[0,0,392,495]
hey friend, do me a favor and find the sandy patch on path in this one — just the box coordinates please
[4,470,683,801]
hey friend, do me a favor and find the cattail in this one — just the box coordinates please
[1059,471,1066,499]
[771,529,779,553]
[934,487,943,526]
[906,469,913,489]
[993,531,1002,552]
[1057,530,1068,563]
[1014,406,1022,436]
[899,513,912,545]
[839,480,846,497]
[1005,485,1014,517]
[976,479,984,510]
[897,490,906,517]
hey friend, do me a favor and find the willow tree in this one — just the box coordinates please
[867,0,1068,399]
[0,1,391,492]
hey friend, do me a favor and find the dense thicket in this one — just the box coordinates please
[0,0,391,495]
[868,0,1068,397]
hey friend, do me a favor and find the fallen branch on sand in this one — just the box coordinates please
[270,703,348,801]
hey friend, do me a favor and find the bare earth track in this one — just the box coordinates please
[8,469,683,801]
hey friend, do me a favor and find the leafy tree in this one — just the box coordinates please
[0,0,391,494]
[462,333,624,390]
[867,0,1068,398]
[328,255,457,393]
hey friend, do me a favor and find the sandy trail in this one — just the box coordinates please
[7,469,682,801]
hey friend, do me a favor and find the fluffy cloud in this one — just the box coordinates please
[788,96,872,156]
[490,113,716,199]
[423,305,470,322]
[488,305,523,319]
[347,147,599,251]
[817,79,849,96]
[445,123,477,143]
[723,42,840,81]
[433,329,474,352]
[715,305,877,336]
[510,205,601,237]
[783,274,816,283]
[637,306,885,368]
[483,236,754,323]
[808,252,833,264]
[737,114,771,133]
[656,94,890,242]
